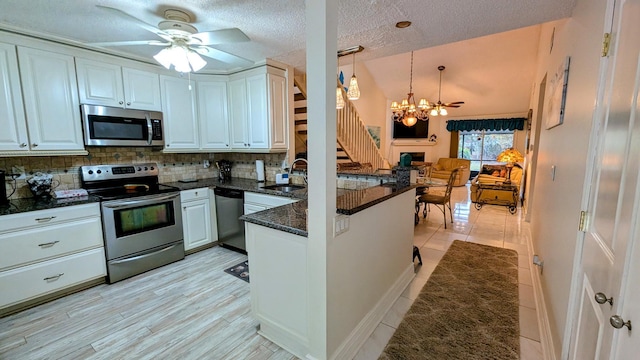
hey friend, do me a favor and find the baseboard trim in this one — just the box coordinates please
[529,241,557,360]
[330,263,415,360]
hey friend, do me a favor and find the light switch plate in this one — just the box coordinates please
[334,215,350,236]
[551,165,556,181]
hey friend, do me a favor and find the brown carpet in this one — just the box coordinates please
[380,240,520,360]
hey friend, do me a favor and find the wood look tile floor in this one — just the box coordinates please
[1,184,542,360]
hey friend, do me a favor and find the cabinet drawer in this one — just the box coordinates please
[0,248,106,309]
[0,217,103,270]
[245,192,297,208]
[180,188,209,202]
[0,203,100,233]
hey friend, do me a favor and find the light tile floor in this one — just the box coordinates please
[354,184,543,360]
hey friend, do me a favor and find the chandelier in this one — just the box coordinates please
[391,51,430,127]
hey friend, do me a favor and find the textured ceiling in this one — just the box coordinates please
[0,0,576,117]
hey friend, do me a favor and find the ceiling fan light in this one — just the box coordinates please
[347,75,360,100]
[430,108,438,116]
[186,50,207,72]
[336,86,345,109]
[153,48,173,69]
[440,108,448,116]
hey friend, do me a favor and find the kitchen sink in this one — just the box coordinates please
[261,184,306,192]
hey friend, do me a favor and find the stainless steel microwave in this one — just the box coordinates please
[80,104,164,147]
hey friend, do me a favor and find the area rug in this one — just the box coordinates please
[380,240,520,360]
[224,260,249,283]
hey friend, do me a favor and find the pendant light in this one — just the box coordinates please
[336,57,345,109]
[346,52,360,100]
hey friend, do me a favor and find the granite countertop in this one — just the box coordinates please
[164,177,308,200]
[240,183,417,237]
[0,196,101,216]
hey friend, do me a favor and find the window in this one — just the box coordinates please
[457,130,514,173]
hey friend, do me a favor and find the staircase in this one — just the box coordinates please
[293,79,388,169]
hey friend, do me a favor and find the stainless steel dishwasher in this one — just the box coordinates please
[214,187,246,252]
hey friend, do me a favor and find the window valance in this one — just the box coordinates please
[446,118,526,132]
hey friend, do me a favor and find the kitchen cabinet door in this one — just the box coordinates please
[268,73,288,150]
[75,58,124,108]
[122,67,161,111]
[77,58,162,111]
[197,80,230,150]
[246,74,269,149]
[160,75,199,151]
[0,43,28,152]
[228,77,250,149]
[18,47,84,151]
[182,198,212,251]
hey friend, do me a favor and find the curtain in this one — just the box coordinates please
[446,118,526,132]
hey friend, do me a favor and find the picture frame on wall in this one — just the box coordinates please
[545,56,571,130]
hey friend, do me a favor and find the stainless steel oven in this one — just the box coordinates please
[80,163,183,283]
[101,192,183,283]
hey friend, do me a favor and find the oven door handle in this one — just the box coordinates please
[102,193,179,209]
[146,113,153,145]
[109,243,180,264]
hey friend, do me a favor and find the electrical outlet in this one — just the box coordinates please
[11,166,26,179]
[333,215,350,236]
[203,160,210,168]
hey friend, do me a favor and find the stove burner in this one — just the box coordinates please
[80,163,178,201]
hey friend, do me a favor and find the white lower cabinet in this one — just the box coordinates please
[0,203,106,311]
[181,188,218,252]
[244,192,298,215]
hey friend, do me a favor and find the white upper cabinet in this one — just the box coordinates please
[17,47,84,152]
[197,79,230,150]
[76,58,161,111]
[0,43,28,152]
[160,75,199,151]
[228,66,289,152]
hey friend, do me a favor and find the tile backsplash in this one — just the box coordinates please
[1,148,287,200]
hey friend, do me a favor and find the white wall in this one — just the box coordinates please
[339,63,388,153]
[527,0,607,355]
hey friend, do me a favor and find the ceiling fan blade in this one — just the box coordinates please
[443,101,465,107]
[194,46,253,67]
[96,5,172,42]
[191,28,250,45]
[87,40,170,47]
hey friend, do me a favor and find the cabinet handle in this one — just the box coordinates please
[119,100,124,105]
[20,143,27,148]
[35,216,56,222]
[38,240,60,247]
[167,144,170,147]
[226,144,229,147]
[183,206,186,210]
[595,292,614,306]
[43,273,64,281]
[32,143,38,147]
[126,102,131,106]
[610,315,632,330]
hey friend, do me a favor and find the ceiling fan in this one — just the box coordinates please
[430,65,464,116]
[88,5,253,72]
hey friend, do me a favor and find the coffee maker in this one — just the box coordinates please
[0,169,8,204]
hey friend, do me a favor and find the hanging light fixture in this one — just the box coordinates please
[153,41,207,73]
[347,52,360,100]
[336,57,345,110]
[391,51,430,127]
[429,65,464,116]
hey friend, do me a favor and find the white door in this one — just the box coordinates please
[570,0,640,357]
[160,75,199,151]
[197,80,230,150]
[182,198,212,251]
[0,42,28,152]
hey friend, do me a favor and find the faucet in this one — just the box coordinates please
[289,158,308,184]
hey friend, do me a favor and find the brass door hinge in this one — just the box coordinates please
[579,211,588,232]
[602,33,611,57]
